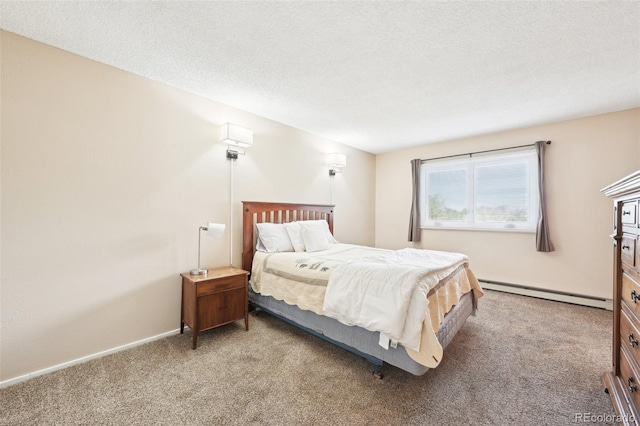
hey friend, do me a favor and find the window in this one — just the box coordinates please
[420,149,539,232]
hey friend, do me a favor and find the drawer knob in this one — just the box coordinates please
[629,377,638,393]
[630,333,639,347]
[632,290,640,303]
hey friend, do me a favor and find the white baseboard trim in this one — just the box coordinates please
[480,280,613,311]
[0,328,182,389]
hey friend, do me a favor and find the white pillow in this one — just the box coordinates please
[298,220,336,252]
[255,223,294,253]
[255,229,268,252]
[284,222,305,252]
[304,220,337,244]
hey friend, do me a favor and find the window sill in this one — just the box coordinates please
[420,225,536,234]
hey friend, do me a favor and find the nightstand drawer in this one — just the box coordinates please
[197,276,245,297]
[198,288,246,330]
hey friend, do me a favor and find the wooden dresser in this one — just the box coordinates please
[603,170,640,423]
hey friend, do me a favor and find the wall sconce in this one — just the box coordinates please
[221,123,253,159]
[328,153,347,176]
[190,223,226,275]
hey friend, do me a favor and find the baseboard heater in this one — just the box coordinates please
[479,279,613,311]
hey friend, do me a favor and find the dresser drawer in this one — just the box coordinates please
[622,273,640,317]
[622,235,637,268]
[620,345,640,409]
[197,276,245,297]
[622,201,638,226]
[621,308,640,366]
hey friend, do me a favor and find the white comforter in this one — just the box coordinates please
[322,248,468,352]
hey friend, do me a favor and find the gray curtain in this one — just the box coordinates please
[535,141,554,252]
[408,159,421,242]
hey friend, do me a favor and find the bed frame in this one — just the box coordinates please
[241,201,475,377]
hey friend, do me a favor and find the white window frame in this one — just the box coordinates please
[419,149,539,232]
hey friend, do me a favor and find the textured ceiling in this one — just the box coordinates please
[1,1,639,154]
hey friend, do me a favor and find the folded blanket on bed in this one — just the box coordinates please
[322,248,468,352]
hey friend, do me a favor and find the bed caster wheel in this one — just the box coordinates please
[373,370,383,380]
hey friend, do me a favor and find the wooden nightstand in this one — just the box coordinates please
[180,266,249,349]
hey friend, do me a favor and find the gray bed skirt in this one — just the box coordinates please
[248,288,476,376]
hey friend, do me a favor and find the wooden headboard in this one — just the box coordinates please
[242,201,335,273]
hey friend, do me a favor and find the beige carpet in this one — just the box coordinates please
[0,290,614,425]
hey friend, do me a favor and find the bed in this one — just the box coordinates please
[242,201,483,377]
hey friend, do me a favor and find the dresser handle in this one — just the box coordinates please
[623,210,631,216]
[629,377,638,393]
[632,290,639,303]
[630,333,639,347]
[623,245,630,250]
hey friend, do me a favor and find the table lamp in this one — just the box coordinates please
[190,222,225,275]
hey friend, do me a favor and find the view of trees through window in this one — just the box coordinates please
[421,151,538,231]
[426,168,467,221]
[428,194,467,221]
[474,163,529,222]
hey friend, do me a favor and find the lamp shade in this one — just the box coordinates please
[204,222,225,238]
[327,153,347,168]
[220,123,253,148]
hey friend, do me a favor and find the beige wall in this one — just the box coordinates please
[0,32,375,382]
[376,108,640,300]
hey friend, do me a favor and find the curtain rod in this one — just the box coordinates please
[421,140,551,163]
